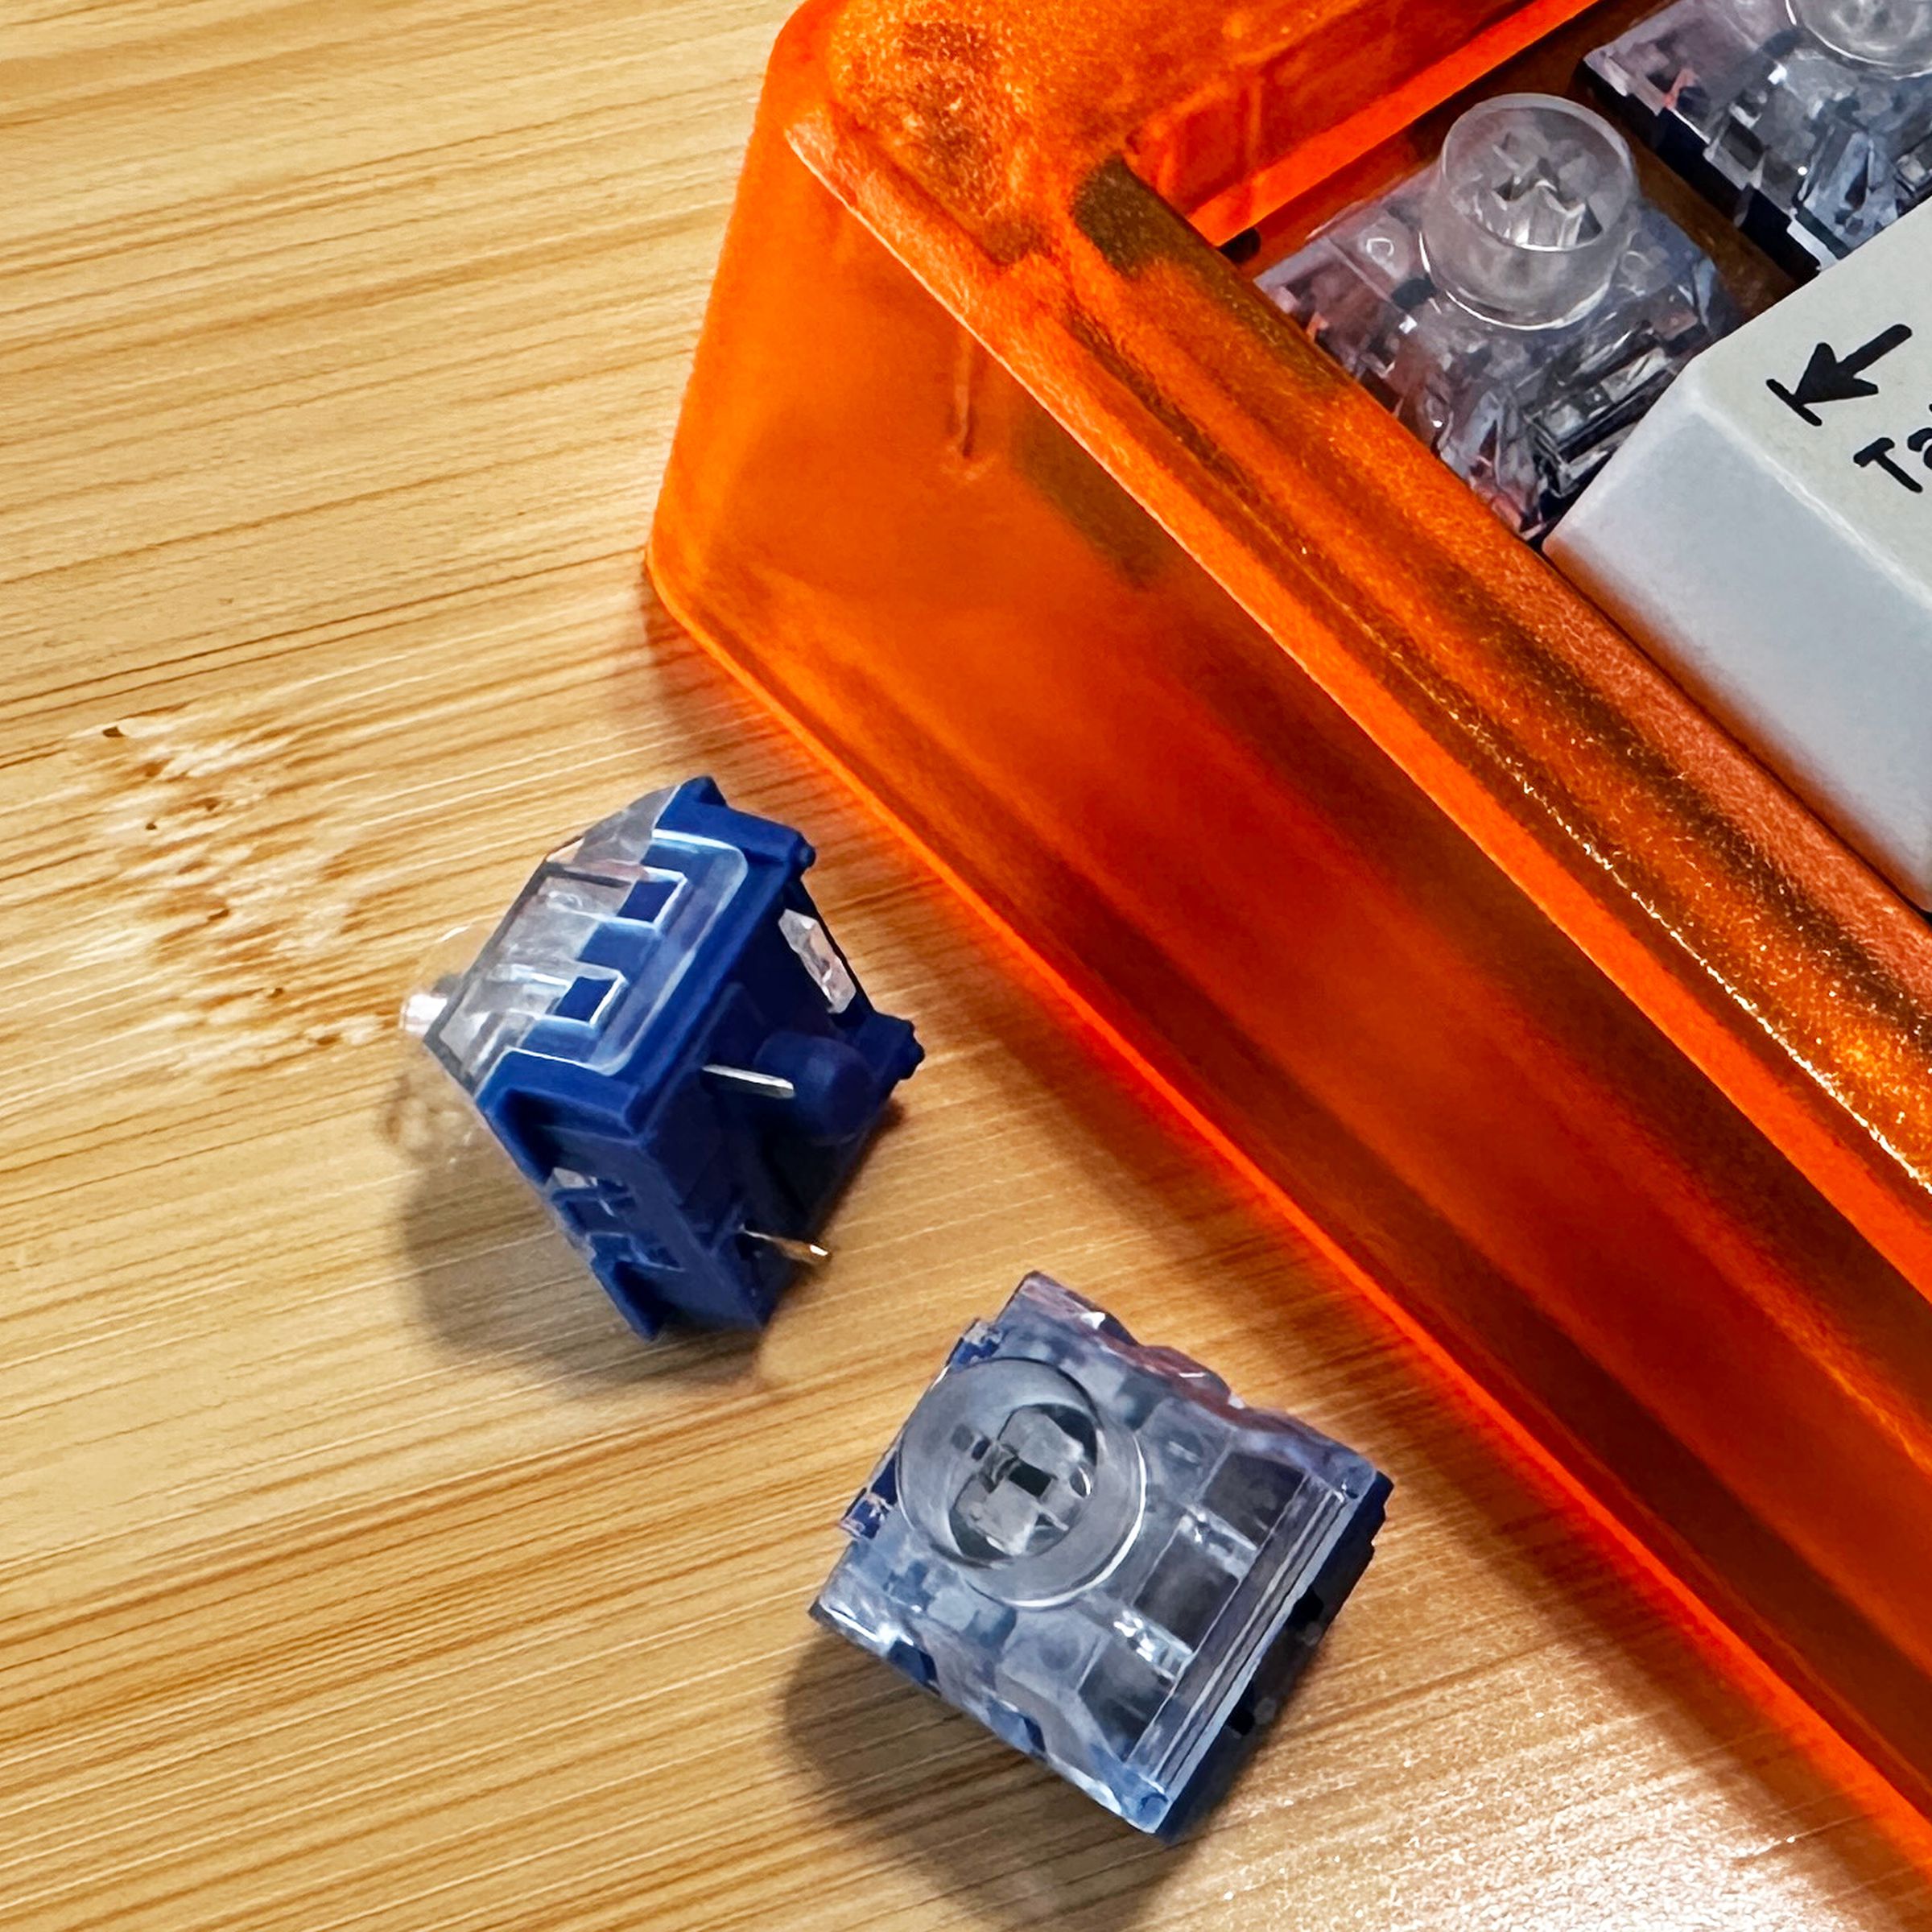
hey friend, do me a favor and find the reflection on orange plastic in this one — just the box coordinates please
[650,0,1932,1847]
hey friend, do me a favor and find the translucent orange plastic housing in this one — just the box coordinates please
[650,0,1932,1836]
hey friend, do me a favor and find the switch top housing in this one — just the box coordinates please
[813,1274,1391,1835]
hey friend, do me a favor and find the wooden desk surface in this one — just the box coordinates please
[4,4,1930,1926]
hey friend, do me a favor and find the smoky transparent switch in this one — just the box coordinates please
[1587,0,1932,276]
[1259,93,1738,543]
[811,1275,1391,1835]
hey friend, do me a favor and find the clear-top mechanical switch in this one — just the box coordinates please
[1587,0,1932,276]
[407,778,923,1337]
[1260,94,1739,543]
[812,1274,1391,1835]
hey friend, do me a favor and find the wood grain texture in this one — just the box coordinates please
[1,3,1928,1926]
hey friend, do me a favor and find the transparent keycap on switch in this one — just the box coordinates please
[1587,0,1932,274]
[811,1274,1390,1836]
[1259,95,1739,544]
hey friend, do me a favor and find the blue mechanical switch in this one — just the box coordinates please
[414,778,923,1335]
[812,1275,1391,1835]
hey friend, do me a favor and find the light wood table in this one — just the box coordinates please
[3,5,1929,1926]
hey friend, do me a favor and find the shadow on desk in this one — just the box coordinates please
[783,1635,1191,1929]
[389,1051,762,1392]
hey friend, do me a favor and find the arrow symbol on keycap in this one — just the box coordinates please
[1769,324,1913,426]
